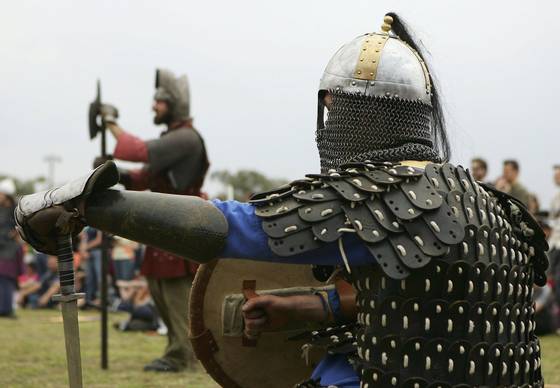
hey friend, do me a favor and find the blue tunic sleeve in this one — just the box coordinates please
[212,199,375,267]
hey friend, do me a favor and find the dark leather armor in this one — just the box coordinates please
[251,162,548,387]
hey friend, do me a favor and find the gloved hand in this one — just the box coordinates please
[15,162,120,255]
[100,103,119,125]
[93,155,114,169]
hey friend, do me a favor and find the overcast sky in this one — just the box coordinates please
[1,0,559,204]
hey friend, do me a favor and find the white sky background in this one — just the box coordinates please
[0,0,559,205]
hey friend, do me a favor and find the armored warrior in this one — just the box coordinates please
[95,69,210,372]
[16,13,548,387]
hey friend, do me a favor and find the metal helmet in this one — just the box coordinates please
[316,14,448,173]
[154,68,191,122]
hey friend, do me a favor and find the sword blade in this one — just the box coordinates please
[60,300,83,388]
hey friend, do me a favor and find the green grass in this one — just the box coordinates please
[1,309,560,387]
[0,309,219,388]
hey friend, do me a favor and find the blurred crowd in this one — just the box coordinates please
[2,157,560,336]
[0,178,160,332]
[470,158,560,335]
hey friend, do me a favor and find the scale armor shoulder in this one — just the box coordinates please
[250,162,548,285]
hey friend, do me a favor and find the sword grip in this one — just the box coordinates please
[56,234,75,295]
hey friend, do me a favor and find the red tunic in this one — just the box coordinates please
[113,125,207,279]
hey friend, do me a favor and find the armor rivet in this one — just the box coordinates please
[448,359,454,372]
[391,377,397,386]
[469,361,476,375]
[415,342,421,351]
[360,58,364,62]
[357,70,362,75]
[351,81,356,86]
[370,72,374,76]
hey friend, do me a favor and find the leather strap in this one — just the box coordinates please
[335,278,357,320]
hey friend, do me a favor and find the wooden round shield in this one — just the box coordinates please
[189,259,327,388]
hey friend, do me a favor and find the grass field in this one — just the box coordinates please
[1,309,560,387]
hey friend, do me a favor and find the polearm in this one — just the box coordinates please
[52,232,85,388]
[88,80,109,369]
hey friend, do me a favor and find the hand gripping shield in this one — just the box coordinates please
[189,259,331,388]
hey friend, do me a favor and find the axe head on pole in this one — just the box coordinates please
[88,80,104,140]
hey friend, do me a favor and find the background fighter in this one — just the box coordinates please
[95,69,210,372]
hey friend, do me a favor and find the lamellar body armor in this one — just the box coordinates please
[250,161,548,387]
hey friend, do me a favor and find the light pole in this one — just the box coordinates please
[44,154,62,189]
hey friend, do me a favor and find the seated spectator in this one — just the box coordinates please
[114,279,159,332]
[37,255,60,308]
[16,262,40,308]
[112,236,138,281]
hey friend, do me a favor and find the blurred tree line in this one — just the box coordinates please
[211,169,288,201]
[0,175,45,196]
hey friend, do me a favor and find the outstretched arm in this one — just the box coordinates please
[15,162,373,267]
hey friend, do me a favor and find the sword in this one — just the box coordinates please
[52,233,85,388]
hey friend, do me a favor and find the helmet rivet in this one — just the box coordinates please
[360,58,364,62]
[370,72,374,77]
[357,70,362,75]
[372,60,376,63]
[352,81,356,86]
